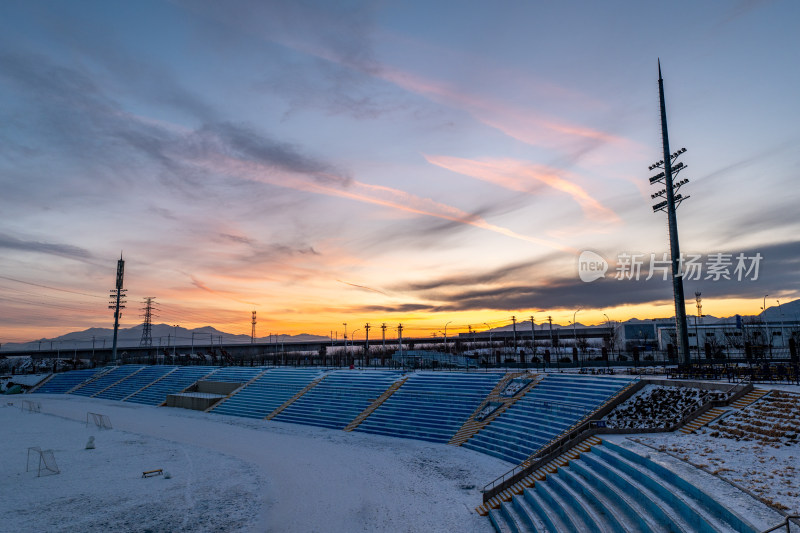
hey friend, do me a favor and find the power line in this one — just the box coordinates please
[0,275,105,299]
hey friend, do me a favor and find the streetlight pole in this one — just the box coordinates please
[484,323,493,366]
[351,329,360,366]
[173,325,179,358]
[573,308,582,366]
[603,313,612,365]
[342,322,348,359]
[761,294,771,358]
[444,320,452,356]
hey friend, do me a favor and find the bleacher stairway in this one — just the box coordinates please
[488,439,777,533]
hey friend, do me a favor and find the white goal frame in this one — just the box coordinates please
[26,447,60,477]
[21,400,41,413]
[86,412,112,430]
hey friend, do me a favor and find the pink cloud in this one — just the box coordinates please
[425,154,620,223]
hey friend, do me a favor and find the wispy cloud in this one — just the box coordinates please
[336,280,389,296]
[179,123,574,252]
[0,233,93,260]
[425,155,620,223]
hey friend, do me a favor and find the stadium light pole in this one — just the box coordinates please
[649,60,691,367]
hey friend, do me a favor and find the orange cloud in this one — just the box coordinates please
[187,150,574,252]
[425,154,620,223]
[379,67,625,149]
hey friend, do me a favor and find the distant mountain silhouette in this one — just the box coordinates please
[3,299,797,352]
[1,323,330,352]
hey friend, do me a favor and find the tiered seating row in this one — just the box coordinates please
[464,374,631,464]
[31,368,105,394]
[126,366,219,405]
[70,365,145,397]
[274,370,404,430]
[205,367,265,383]
[96,365,178,401]
[490,440,766,533]
[355,372,504,443]
[210,368,323,419]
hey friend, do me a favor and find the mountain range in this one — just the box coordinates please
[2,299,798,353]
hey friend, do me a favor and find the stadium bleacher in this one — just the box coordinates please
[355,371,504,443]
[463,373,632,464]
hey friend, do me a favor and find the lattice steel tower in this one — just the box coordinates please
[140,297,157,347]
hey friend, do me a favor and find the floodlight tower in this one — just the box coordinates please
[648,60,691,366]
[108,254,127,363]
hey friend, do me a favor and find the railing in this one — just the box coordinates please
[762,516,800,533]
[481,377,642,501]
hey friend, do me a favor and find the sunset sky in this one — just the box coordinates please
[1,0,799,343]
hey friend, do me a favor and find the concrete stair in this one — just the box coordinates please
[343,375,409,432]
[122,367,178,401]
[265,374,327,420]
[518,379,640,467]
[90,366,146,398]
[204,368,269,413]
[487,439,772,533]
[730,388,768,409]
[65,366,114,394]
[680,407,726,434]
[476,435,602,516]
[449,372,541,446]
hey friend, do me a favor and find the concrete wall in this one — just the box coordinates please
[165,394,221,411]
[195,381,239,395]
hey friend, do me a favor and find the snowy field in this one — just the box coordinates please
[636,387,800,516]
[1,394,510,533]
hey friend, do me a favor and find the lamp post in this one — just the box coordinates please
[573,308,582,366]
[444,321,452,367]
[777,299,785,348]
[173,325,179,358]
[603,313,612,365]
[761,294,771,358]
[484,323,493,366]
[351,329,360,366]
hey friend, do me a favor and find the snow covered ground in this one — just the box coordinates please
[604,383,730,429]
[1,394,510,532]
[635,388,800,516]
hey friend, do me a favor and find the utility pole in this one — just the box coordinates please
[364,322,371,366]
[511,316,517,362]
[649,60,691,366]
[381,323,386,352]
[251,310,257,344]
[108,253,127,364]
[140,297,156,348]
[695,292,703,359]
[397,323,404,366]
[530,316,535,358]
[548,316,554,354]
